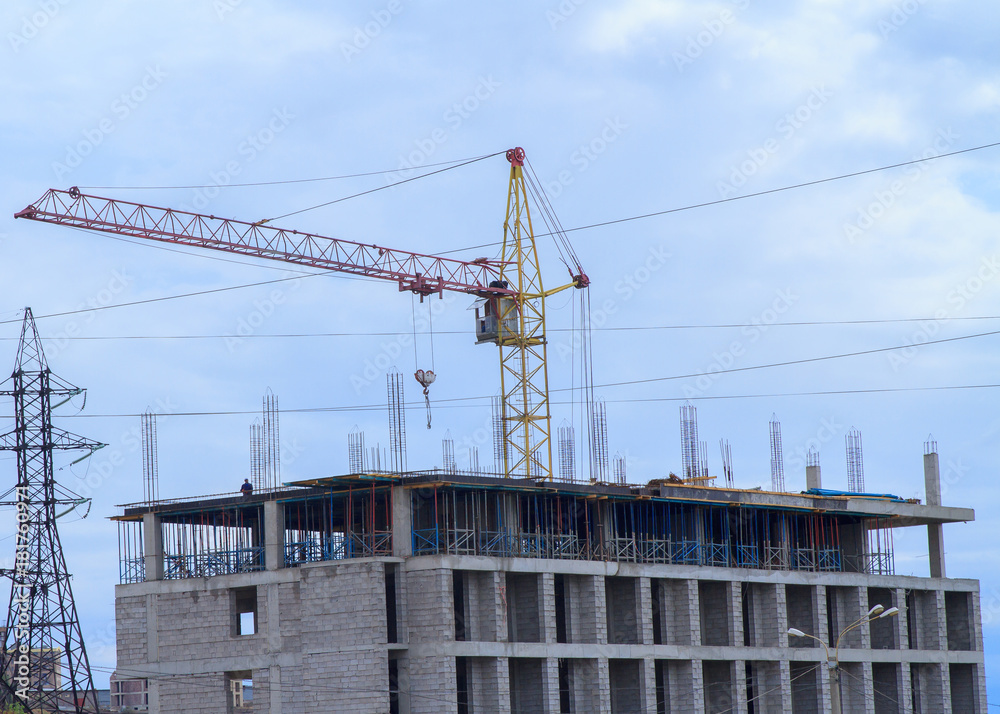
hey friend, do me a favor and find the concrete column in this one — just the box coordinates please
[268,664,283,714]
[392,486,413,557]
[142,512,163,581]
[594,576,608,644]
[687,580,702,647]
[541,573,557,644]
[596,658,612,714]
[495,657,511,714]
[858,587,873,650]
[147,679,160,714]
[641,659,657,714]
[496,572,509,643]
[898,661,913,714]
[923,451,947,578]
[816,585,830,648]
[542,658,560,713]
[691,660,706,713]
[817,660,833,714]
[729,582,744,649]
[933,590,948,651]
[733,660,749,714]
[264,500,284,571]
[806,463,822,490]
[895,587,910,650]
[775,583,789,648]
[145,594,158,663]
[860,661,876,714]
[638,578,655,645]
[266,583,282,652]
[940,663,953,713]
[776,660,792,713]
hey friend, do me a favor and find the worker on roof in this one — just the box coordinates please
[240,479,253,497]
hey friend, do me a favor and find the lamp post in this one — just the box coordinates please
[787,604,900,714]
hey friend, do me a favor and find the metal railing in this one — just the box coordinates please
[163,547,264,579]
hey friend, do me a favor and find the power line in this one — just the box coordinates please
[265,151,504,222]
[438,139,1000,251]
[0,275,323,326]
[10,382,999,422]
[579,326,1000,392]
[534,139,1000,238]
[4,313,1000,341]
[75,154,496,191]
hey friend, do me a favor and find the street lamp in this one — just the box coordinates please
[787,604,899,714]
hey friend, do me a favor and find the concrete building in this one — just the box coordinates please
[111,447,985,713]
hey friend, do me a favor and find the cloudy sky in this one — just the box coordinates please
[2,0,1000,695]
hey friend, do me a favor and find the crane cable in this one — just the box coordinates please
[411,294,437,429]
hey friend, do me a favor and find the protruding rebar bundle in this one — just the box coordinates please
[141,409,159,504]
[680,403,699,481]
[806,447,820,468]
[613,451,627,485]
[469,446,480,474]
[442,431,457,474]
[250,419,264,489]
[719,439,734,488]
[348,427,365,473]
[387,369,407,473]
[846,427,865,492]
[924,434,938,456]
[491,395,506,474]
[769,414,785,492]
[263,389,280,490]
[699,440,709,480]
[558,420,576,483]
[590,399,609,483]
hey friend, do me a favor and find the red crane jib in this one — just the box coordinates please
[15,188,516,298]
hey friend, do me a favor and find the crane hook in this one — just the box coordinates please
[414,369,436,429]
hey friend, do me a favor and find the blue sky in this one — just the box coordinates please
[2,0,1000,696]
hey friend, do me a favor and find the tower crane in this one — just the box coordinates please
[15,147,589,480]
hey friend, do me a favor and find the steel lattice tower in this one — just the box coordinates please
[0,308,103,713]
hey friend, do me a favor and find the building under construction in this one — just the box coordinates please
[110,444,984,713]
[11,152,986,712]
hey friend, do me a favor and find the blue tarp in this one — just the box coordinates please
[804,487,904,502]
